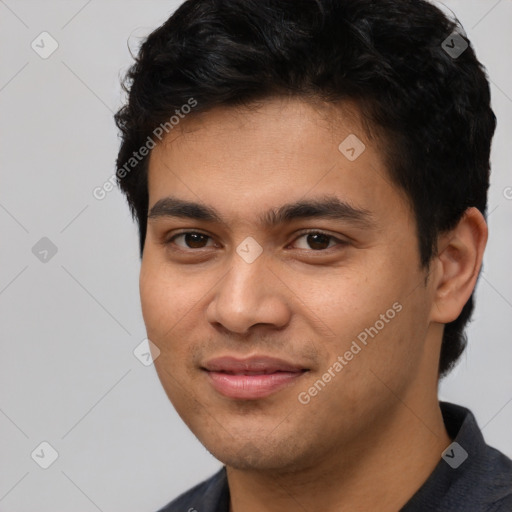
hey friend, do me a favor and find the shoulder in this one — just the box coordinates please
[155,467,228,512]
[403,402,512,511]
[481,445,512,511]
[441,402,512,511]
[489,492,512,512]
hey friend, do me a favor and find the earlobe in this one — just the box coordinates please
[430,207,488,324]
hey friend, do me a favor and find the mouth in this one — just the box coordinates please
[201,356,309,400]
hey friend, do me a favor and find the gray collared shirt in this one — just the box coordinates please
[157,402,512,511]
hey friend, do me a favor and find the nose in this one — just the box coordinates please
[206,251,291,335]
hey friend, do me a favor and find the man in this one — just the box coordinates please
[114,0,512,510]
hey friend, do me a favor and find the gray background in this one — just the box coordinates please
[0,1,510,510]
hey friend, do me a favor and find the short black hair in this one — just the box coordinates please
[114,0,496,378]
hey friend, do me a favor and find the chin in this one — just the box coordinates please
[201,434,312,473]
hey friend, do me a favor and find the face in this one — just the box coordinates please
[140,97,438,472]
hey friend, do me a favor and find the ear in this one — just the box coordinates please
[429,207,488,324]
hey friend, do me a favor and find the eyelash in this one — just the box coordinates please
[164,229,348,252]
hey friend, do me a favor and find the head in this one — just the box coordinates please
[114,0,494,471]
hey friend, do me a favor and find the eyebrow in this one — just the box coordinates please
[147,195,375,229]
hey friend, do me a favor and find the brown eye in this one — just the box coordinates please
[292,231,346,251]
[305,233,331,250]
[169,232,214,249]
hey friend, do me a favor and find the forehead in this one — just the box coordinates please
[146,96,411,226]
[156,96,371,151]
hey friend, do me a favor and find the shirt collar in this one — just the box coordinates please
[400,401,488,511]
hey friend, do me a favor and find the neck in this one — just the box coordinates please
[226,393,451,512]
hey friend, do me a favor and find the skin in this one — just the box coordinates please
[140,96,487,511]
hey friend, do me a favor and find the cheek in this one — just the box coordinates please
[341,286,430,395]
[138,251,219,388]
[139,256,201,408]
[303,258,426,379]
[139,253,200,340]
[289,264,396,339]
[139,261,170,339]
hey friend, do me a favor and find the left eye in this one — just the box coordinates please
[290,231,345,251]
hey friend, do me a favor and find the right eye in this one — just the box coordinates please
[165,231,217,250]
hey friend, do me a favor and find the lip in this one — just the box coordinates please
[202,356,309,400]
